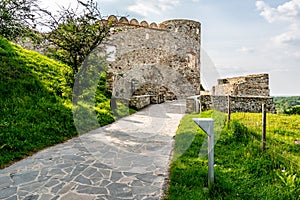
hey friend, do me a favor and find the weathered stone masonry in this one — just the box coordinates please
[103,16,201,109]
[16,16,202,110]
[199,95,276,113]
[212,73,270,97]
[17,16,276,113]
[186,73,276,113]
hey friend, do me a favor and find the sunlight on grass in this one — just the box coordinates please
[231,112,300,168]
[0,36,119,168]
[165,111,300,199]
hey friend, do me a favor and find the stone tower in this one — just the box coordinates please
[103,16,201,107]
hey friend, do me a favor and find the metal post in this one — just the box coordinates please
[207,121,214,187]
[193,118,214,188]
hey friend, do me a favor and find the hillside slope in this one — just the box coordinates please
[0,36,78,168]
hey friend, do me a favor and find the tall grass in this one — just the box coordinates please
[232,112,300,177]
[165,111,300,199]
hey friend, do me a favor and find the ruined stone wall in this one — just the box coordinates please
[185,95,276,113]
[103,16,201,104]
[199,95,276,113]
[186,73,276,113]
[212,74,270,97]
[16,16,202,110]
[186,96,200,113]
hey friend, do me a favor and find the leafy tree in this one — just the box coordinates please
[284,105,300,115]
[274,96,300,113]
[39,0,114,79]
[0,0,38,40]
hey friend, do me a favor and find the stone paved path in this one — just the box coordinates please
[0,100,185,200]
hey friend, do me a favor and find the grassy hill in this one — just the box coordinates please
[166,111,300,199]
[0,36,117,168]
[0,36,77,168]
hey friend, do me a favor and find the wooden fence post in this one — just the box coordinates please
[262,103,267,151]
[227,95,231,122]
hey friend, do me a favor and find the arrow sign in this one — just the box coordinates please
[193,118,214,188]
[193,118,214,136]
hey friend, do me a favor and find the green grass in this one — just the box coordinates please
[0,36,78,168]
[165,111,300,199]
[232,112,300,171]
[0,36,118,168]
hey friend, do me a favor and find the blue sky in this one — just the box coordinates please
[39,0,300,96]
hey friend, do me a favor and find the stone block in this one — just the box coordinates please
[129,95,151,110]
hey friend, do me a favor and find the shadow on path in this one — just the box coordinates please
[0,100,186,200]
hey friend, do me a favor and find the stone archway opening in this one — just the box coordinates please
[110,64,197,114]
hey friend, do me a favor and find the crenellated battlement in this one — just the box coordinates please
[102,15,163,30]
[103,15,201,35]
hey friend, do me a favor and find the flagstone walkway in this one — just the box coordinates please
[0,100,185,200]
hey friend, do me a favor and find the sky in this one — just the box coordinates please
[38,0,300,96]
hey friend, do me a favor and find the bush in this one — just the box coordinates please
[284,106,300,115]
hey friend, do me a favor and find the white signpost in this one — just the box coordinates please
[193,118,214,187]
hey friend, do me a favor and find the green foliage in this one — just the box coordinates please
[220,120,251,144]
[165,111,300,199]
[0,36,131,168]
[284,105,300,115]
[0,0,37,40]
[274,96,300,114]
[41,0,112,78]
[277,170,297,190]
[73,72,115,133]
[95,79,134,126]
[167,113,210,200]
[94,73,115,125]
[71,46,136,133]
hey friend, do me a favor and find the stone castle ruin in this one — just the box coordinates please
[213,73,270,97]
[102,16,201,109]
[17,15,276,113]
[186,73,276,113]
[104,16,276,113]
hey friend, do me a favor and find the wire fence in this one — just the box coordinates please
[227,105,300,170]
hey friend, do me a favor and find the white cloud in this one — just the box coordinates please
[292,51,300,58]
[271,22,300,46]
[128,0,180,17]
[272,31,297,45]
[100,0,117,2]
[255,1,275,23]
[256,1,300,46]
[237,46,255,53]
[256,0,300,23]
